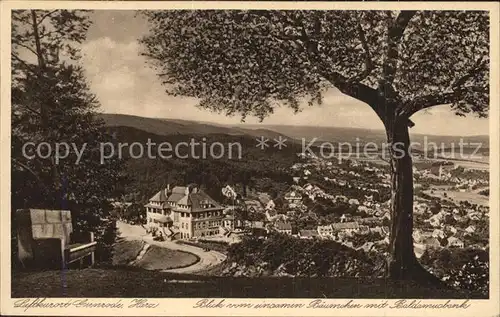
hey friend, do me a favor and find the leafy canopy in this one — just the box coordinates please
[140,10,489,122]
[11,10,124,229]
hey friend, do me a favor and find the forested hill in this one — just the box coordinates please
[99,113,489,151]
[105,125,302,203]
[98,113,292,142]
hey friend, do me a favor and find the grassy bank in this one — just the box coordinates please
[112,240,145,266]
[135,245,199,270]
[11,267,485,298]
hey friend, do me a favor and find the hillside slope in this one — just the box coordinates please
[12,267,483,298]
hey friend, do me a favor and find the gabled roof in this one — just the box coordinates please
[150,185,223,212]
[284,191,302,199]
[189,191,222,211]
[423,237,441,246]
[149,188,168,202]
[167,186,187,202]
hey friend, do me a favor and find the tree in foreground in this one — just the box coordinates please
[140,10,489,281]
[11,10,124,265]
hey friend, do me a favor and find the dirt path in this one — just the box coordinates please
[116,221,227,274]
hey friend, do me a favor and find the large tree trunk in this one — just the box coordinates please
[385,116,417,279]
[384,115,445,285]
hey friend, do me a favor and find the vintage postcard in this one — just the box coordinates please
[1,1,499,316]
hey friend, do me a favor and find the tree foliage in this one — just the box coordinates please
[11,10,124,264]
[140,10,489,121]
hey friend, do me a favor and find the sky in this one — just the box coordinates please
[81,10,489,136]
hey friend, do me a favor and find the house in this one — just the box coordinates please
[339,214,349,223]
[145,184,225,240]
[243,200,263,213]
[358,242,375,252]
[298,229,319,239]
[423,237,442,249]
[413,230,424,243]
[357,206,370,214]
[317,225,334,237]
[303,183,314,191]
[284,191,303,208]
[445,225,458,235]
[465,225,476,234]
[248,221,265,229]
[371,226,390,236]
[222,214,237,230]
[144,186,174,229]
[467,212,481,221]
[447,236,465,248]
[358,225,370,235]
[275,222,292,235]
[426,214,443,228]
[265,200,276,211]
[432,229,445,239]
[335,195,349,203]
[413,243,426,259]
[331,222,360,234]
[358,217,381,227]
[348,198,360,206]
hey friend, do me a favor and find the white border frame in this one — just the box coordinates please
[1,2,499,316]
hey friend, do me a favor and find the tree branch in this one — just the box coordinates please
[352,14,374,82]
[11,53,36,73]
[380,11,417,98]
[451,56,487,88]
[403,57,488,116]
[12,158,43,184]
[12,42,39,57]
[36,10,58,26]
[254,10,384,121]
[286,13,383,120]
[404,92,456,116]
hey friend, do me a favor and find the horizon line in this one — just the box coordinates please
[98,112,490,138]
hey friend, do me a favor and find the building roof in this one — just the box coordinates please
[299,229,319,237]
[251,221,265,229]
[284,191,302,200]
[447,236,464,244]
[149,185,223,212]
[332,222,360,230]
[317,225,333,230]
[188,191,222,211]
[275,222,292,230]
[358,217,380,224]
[149,188,168,202]
[167,186,187,202]
[258,193,272,205]
[423,237,441,247]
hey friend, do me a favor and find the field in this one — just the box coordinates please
[425,186,489,206]
[134,245,199,271]
[111,240,145,266]
[11,267,485,298]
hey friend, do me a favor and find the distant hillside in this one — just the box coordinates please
[99,113,489,152]
[237,124,489,150]
[98,113,291,142]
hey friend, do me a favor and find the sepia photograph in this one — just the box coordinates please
[1,1,499,316]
